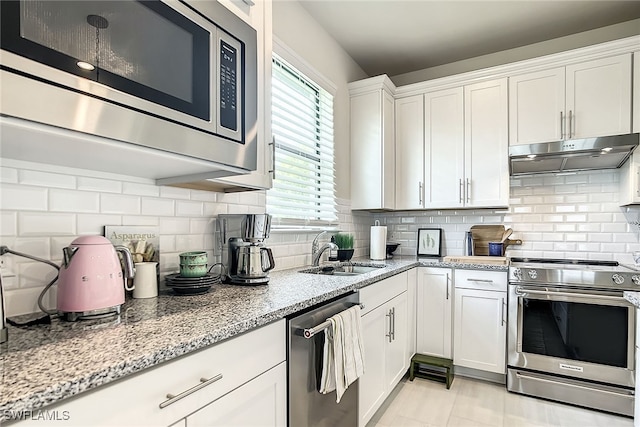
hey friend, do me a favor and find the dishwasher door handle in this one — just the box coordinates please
[302,303,365,338]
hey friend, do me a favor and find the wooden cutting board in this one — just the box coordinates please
[470,225,505,256]
[443,255,509,265]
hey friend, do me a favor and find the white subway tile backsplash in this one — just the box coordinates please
[51,237,74,261]
[190,190,217,202]
[18,261,57,289]
[176,201,204,216]
[77,176,122,193]
[190,218,213,235]
[19,170,75,189]
[1,184,48,210]
[78,214,122,235]
[12,237,50,260]
[565,214,587,222]
[49,189,100,213]
[100,194,140,215]
[19,213,75,236]
[123,182,160,197]
[1,211,17,236]
[159,217,190,235]
[175,234,206,252]
[159,235,176,252]
[160,186,191,200]
[204,202,228,216]
[1,166,18,183]
[142,198,175,216]
[121,216,160,226]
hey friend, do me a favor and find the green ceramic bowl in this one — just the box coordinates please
[180,263,208,278]
[179,251,208,265]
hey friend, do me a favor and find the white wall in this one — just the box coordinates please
[374,170,640,264]
[392,19,640,86]
[273,0,368,199]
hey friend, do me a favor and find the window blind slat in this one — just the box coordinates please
[267,53,336,224]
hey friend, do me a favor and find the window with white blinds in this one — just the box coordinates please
[267,54,337,226]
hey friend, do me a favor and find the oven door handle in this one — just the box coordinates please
[515,287,626,303]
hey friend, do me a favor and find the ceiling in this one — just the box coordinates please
[298,0,640,77]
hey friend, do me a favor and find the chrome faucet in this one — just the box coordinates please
[311,231,338,266]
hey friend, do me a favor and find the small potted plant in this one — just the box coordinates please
[334,233,354,261]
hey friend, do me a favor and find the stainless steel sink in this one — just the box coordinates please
[299,263,386,276]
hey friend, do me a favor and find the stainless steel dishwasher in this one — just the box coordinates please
[288,291,359,427]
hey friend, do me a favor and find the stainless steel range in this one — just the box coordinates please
[507,257,637,416]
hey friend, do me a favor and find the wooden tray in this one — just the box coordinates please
[470,225,505,256]
[443,255,509,265]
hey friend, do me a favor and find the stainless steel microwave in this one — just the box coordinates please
[0,0,257,176]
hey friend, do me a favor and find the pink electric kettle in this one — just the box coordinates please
[57,236,135,321]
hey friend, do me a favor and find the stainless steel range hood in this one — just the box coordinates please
[509,134,639,176]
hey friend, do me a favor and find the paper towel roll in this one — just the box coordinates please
[370,222,387,260]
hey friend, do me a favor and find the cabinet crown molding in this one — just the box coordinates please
[395,35,640,98]
[348,74,397,96]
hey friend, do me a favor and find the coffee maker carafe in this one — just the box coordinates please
[217,214,275,285]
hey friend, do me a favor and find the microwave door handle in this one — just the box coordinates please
[515,287,626,303]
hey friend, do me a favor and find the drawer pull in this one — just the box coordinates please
[466,278,494,284]
[160,373,223,409]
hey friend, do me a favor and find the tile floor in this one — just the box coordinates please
[367,375,634,427]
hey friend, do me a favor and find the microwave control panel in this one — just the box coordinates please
[219,39,238,132]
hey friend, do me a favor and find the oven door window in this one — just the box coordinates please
[521,297,629,368]
[1,0,210,120]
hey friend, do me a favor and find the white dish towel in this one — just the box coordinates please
[319,305,365,403]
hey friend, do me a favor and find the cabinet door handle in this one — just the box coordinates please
[386,310,393,343]
[242,0,255,5]
[459,179,463,204]
[466,178,471,204]
[269,136,276,179]
[501,298,506,326]
[568,110,573,138]
[419,182,423,206]
[446,274,450,300]
[560,111,565,139]
[391,307,396,341]
[160,374,223,409]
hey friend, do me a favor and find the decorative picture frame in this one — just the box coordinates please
[417,228,443,257]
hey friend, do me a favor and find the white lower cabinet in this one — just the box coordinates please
[10,320,286,427]
[359,272,409,427]
[453,270,507,374]
[416,267,453,359]
[406,267,417,358]
[186,362,286,427]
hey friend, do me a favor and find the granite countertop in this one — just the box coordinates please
[0,257,508,418]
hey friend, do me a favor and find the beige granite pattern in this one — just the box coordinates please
[0,257,508,419]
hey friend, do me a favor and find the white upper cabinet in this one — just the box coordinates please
[464,78,509,208]
[566,55,632,139]
[395,94,424,210]
[633,52,640,133]
[397,79,508,210]
[423,87,465,209]
[509,54,632,146]
[509,68,565,145]
[350,76,396,210]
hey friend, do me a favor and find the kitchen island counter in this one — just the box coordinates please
[0,257,507,419]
